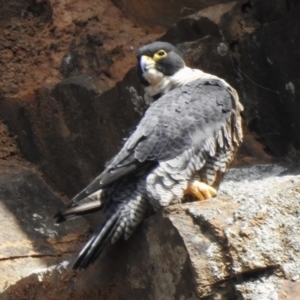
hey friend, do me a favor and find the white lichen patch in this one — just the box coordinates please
[285,82,295,94]
[188,205,221,222]
[218,164,300,278]
[34,227,58,238]
[127,86,151,115]
[219,164,298,201]
[267,57,273,65]
[64,53,71,65]
[32,213,43,219]
[281,262,300,281]
[33,260,70,282]
[235,278,280,300]
[206,242,226,280]
[217,43,228,56]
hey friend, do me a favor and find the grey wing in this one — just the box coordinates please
[71,79,236,203]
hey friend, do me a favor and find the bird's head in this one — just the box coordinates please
[136,42,185,95]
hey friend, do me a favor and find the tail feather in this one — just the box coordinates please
[73,194,149,270]
[74,212,119,269]
[54,190,103,223]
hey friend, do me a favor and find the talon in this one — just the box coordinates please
[184,180,217,201]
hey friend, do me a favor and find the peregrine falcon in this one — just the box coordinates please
[55,41,243,270]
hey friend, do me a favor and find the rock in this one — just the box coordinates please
[0,0,161,98]
[3,0,299,202]
[182,1,300,158]
[0,121,20,161]
[0,72,144,198]
[250,0,288,23]
[2,163,300,299]
[113,0,235,28]
[235,5,300,156]
[160,2,237,44]
[0,161,89,294]
[160,1,300,158]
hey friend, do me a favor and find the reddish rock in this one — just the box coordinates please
[0,0,161,99]
[113,0,235,28]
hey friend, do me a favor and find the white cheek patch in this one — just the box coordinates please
[144,78,173,98]
[143,68,164,85]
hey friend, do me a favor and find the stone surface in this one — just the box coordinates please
[0,0,160,98]
[160,2,238,44]
[159,1,300,158]
[0,72,144,198]
[0,122,21,161]
[113,0,234,28]
[235,5,300,156]
[0,161,89,294]
[2,163,300,299]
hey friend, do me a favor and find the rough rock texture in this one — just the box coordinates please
[0,0,160,98]
[0,72,144,198]
[0,0,161,198]
[0,161,89,294]
[113,0,234,28]
[159,0,300,157]
[0,122,21,161]
[1,0,300,298]
[2,164,300,299]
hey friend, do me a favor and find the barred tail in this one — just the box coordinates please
[73,194,149,270]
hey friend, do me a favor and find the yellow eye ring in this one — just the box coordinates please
[157,50,166,56]
[153,49,167,61]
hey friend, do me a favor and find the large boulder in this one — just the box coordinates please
[2,164,300,299]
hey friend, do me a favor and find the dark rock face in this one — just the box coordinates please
[237,7,300,155]
[0,72,143,197]
[161,1,300,157]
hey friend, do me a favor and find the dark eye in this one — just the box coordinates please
[157,50,166,56]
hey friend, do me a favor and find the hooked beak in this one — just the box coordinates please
[140,55,155,73]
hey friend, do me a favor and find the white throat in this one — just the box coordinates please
[144,66,229,99]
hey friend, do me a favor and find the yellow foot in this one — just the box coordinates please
[184,180,217,201]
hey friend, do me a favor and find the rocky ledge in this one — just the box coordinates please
[1,163,300,300]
